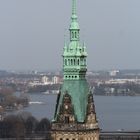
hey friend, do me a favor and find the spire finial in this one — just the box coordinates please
[72,0,77,16]
[69,0,80,40]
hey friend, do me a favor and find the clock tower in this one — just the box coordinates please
[51,1,99,140]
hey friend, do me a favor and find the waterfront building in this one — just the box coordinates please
[51,0,99,140]
[52,76,61,84]
[109,70,119,77]
[42,76,49,85]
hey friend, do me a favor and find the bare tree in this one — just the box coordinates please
[35,118,51,133]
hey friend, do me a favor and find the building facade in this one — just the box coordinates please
[51,0,99,140]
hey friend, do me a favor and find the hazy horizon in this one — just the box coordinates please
[0,0,140,71]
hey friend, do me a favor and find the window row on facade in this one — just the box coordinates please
[64,75,85,79]
[65,75,78,79]
[64,58,86,66]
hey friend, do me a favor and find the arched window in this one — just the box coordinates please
[75,32,77,38]
[72,32,74,38]
[68,59,70,65]
[74,59,76,65]
[71,59,73,65]
[65,59,67,65]
[78,59,80,65]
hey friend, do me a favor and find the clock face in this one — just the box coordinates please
[65,105,68,109]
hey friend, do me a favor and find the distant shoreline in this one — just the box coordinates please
[27,92,140,97]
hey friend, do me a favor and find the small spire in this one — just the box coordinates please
[64,28,67,48]
[69,0,80,40]
[83,41,86,48]
[72,0,77,16]
[71,0,78,23]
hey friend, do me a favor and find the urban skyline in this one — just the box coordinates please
[0,0,140,71]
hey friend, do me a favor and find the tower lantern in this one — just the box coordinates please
[63,0,87,81]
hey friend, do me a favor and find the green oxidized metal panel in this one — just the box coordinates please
[55,79,90,122]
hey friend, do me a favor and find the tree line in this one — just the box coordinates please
[0,112,51,139]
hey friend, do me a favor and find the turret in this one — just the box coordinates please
[63,0,87,81]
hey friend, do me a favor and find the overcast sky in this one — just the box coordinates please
[0,0,140,71]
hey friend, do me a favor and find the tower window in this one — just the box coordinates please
[74,59,76,65]
[78,59,80,65]
[68,59,70,65]
[60,138,63,140]
[75,32,77,38]
[72,32,74,38]
[71,59,73,65]
[65,59,67,65]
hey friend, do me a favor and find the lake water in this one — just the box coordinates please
[15,93,140,131]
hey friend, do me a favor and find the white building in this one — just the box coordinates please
[42,76,50,85]
[52,76,60,84]
[109,70,119,76]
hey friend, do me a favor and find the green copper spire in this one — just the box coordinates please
[54,0,89,123]
[62,0,87,81]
